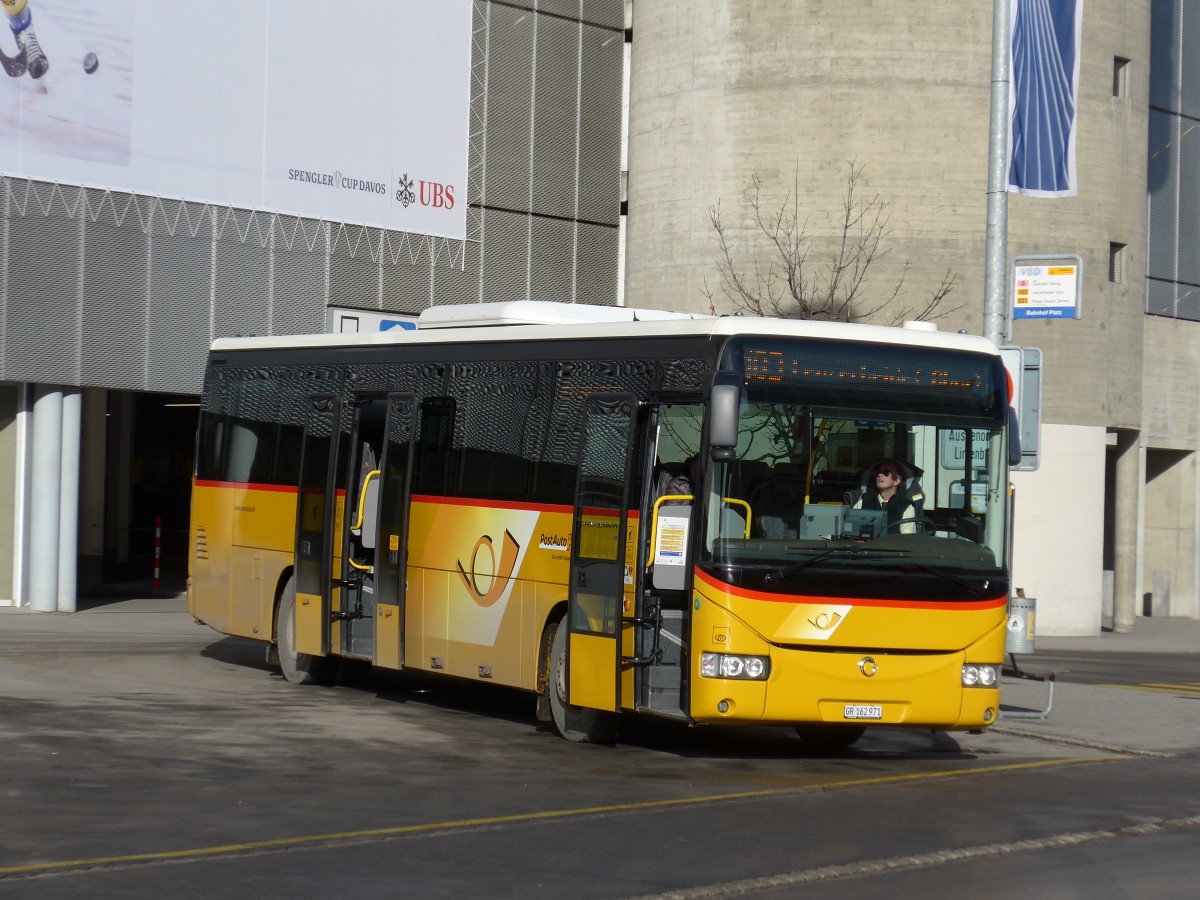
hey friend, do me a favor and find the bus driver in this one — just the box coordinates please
[851,459,925,534]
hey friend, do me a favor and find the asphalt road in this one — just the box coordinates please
[1009,648,1200,692]
[2,604,1198,898]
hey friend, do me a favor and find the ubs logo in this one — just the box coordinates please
[395,172,456,210]
[396,173,416,208]
[456,530,521,607]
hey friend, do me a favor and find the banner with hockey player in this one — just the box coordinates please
[0,0,471,241]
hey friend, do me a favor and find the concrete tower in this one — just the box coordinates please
[625,0,1158,633]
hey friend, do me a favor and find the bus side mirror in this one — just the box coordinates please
[709,372,740,461]
[1007,407,1022,468]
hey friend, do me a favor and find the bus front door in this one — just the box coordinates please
[567,394,636,712]
[294,395,340,658]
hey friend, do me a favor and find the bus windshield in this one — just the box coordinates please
[703,336,1009,591]
[704,402,1007,579]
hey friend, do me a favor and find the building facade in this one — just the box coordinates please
[0,1,625,607]
[2,0,1196,635]
[624,0,1197,633]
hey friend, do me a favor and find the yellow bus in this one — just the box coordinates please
[189,301,1017,748]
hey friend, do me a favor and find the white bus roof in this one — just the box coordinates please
[416,300,714,327]
[209,302,1000,357]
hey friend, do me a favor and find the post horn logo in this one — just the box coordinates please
[456,530,521,607]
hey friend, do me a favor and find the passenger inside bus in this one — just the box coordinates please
[660,455,698,505]
[848,459,926,534]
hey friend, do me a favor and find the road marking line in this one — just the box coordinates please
[0,757,1119,879]
[1138,682,1200,692]
[1099,683,1200,696]
[631,814,1200,899]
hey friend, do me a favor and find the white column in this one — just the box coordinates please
[57,388,81,612]
[28,386,62,612]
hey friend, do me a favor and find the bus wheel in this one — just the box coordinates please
[547,620,619,744]
[793,724,866,752]
[276,577,338,687]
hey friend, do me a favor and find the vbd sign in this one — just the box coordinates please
[1012,262,1080,319]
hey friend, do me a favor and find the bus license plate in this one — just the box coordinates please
[844,704,883,720]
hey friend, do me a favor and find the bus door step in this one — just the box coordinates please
[637,608,684,665]
[642,664,681,712]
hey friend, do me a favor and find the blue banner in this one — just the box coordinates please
[1008,0,1083,197]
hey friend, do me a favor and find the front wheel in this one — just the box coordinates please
[276,576,338,686]
[547,620,619,744]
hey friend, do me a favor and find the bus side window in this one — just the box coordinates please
[196,412,226,482]
[227,422,258,484]
[415,397,456,496]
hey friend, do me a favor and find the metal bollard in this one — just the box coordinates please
[1006,592,1036,655]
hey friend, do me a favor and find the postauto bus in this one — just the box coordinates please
[189,302,1015,748]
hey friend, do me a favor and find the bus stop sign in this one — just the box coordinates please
[1000,345,1042,472]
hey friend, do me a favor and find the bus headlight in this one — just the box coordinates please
[962,663,1000,687]
[700,652,770,680]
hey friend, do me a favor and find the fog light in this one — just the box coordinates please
[717,700,729,713]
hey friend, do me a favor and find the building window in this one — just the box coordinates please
[1109,243,1126,284]
[1113,57,1129,98]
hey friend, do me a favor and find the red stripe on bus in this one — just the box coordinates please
[194,480,297,493]
[409,494,640,520]
[192,484,637,519]
[694,568,1008,610]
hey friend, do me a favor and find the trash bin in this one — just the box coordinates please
[1006,593,1036,655]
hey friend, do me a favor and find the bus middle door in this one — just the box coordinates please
[294,394,340,659]
[566,394,636,713]
[371,393,416,671]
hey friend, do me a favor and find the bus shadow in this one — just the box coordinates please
[367,669,539,727]
[614,716,973,761]
[196,638,978,760]
[199,636,277,673]
[367,674,979,761]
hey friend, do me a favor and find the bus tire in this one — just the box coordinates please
[547,619,619,744]
[793,724,866,752]
[276,577,338,687]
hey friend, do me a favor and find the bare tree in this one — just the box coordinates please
[702,161,961,324]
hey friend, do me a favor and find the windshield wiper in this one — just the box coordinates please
[763,545,911,585]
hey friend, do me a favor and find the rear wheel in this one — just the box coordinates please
[276,576,338,686]
[793,724,866,752]
[547,619,619,744]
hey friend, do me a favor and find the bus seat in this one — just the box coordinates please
[750,477,807,539]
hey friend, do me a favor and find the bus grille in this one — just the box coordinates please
[194,526,208,561]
